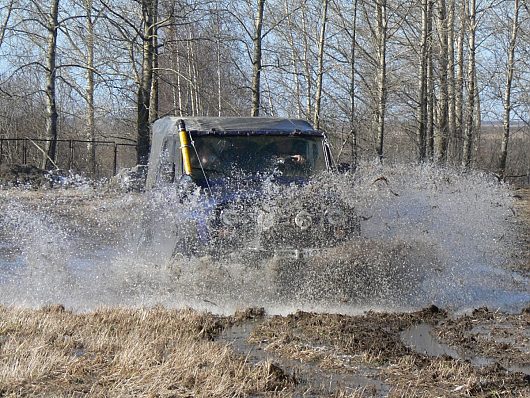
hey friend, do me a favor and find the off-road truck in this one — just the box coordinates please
[146,116,359,259]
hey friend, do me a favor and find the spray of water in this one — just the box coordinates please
[0,163,527,313]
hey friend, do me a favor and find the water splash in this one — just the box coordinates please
[0,163,527,313]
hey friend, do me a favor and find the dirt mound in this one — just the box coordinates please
[0,164,49,187]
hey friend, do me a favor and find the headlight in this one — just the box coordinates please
[326,208,346,226]
[257,210,274,230]
[220,208,239,226]
[294,210,312,231]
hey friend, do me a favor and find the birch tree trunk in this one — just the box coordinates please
[499,0,520,179]
[435,0,449,163]
[462,0,476,168]
[350,0,358,167]
[216,7,222,116]
[447,0,456,161]
[84,0,96,175]
[183,30,200,115]
[175,43,183,116]
[472,73,481,165]
[301,3,312,119]
[417,0,429,162]
[170,17,183,117]
[285,0,302,118]
[375,0,387,162]
[43,0,60,170]
[251,0,265,117]
[427,37,434,161]
[149,0,159,124]
[186,36,195,115]
[313,0,329,130]
[190,39,201,115]
[454,0,466,164]
[136,0,155,164]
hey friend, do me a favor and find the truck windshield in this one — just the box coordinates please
[189,135,327,181]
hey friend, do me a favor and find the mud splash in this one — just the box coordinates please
[0,163,528,313]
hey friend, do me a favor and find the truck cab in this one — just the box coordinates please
[146,116,359,259]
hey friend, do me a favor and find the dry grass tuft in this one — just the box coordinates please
[0,305,293,397]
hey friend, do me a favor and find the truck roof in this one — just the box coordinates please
[146,116,323,189]
[153,116,321,136]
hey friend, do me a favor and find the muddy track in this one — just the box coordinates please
[219,306,529,397]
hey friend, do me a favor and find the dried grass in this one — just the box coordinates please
[0,305,291,397]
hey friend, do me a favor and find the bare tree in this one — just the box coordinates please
[447,0,456,160]
[375,0,387,162]
[43,0,60,169]
[427,15,434,161]
[417,0,432,162]
[149,0,159,123]
[350,0,358,167]
[136,0,156,164]
[286,0,303,118]
[499,0,521,179]
[435,0,449,163]
[462,0,476,168]
[313,0,328,130]
[454,0,466,164]
[215,3,223,116]
[251,0,265,116]
[301,1,313,119]
[84,0,96,174]
[0,0,15,50]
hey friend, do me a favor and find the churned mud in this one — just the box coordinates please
[241,306,529,397]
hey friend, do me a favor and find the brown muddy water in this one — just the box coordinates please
[0,165,528,396]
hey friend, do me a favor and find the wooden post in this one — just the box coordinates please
[113,143,118,175]
[69,139,74,170]
[23,139,27,165]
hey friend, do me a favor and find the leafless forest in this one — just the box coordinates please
[0,0,528,181]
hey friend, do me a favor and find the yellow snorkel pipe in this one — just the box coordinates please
[178,120,193,176]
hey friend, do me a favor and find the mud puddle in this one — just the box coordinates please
[401,323,530,375]
[218,317,389,396]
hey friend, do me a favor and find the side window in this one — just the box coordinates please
[158,139,176,183]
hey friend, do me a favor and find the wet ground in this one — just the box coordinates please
[218,305,529,396]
